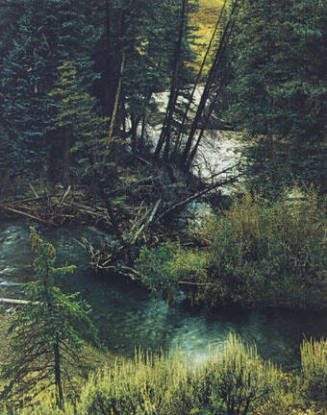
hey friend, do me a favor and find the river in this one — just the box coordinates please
[0,220,326,368]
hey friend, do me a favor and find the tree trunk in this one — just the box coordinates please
[54,337,64,410]
[63,128,71,185]
[181,0,241,168]
[108,51,125,145]
[154,0,187,160]
[172,0,227,159]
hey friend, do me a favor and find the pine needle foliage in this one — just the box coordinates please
[49,61,108,181]
[0,227,99,410]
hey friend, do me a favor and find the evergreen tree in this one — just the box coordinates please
[1,1,54,174]
[0,228,99,409]
[0,0,98,179]
[229,0,327,195]
[49,61,108,184]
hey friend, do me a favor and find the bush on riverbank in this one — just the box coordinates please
[137,191,327,310]
[4,335,327,415]
[204,192,327,308]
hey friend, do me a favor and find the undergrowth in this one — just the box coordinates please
[136,190,327,309]
[3,335,327,415]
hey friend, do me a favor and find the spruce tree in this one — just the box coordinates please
[49,61,108,184]
[0,0,98,179]
[229,0,327,195]
[0,228,99,409]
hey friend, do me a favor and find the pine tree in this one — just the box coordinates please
[49,61,108,184]
[0,228,99,409]
[1,1,54,174]
[0,0,99,179]
[229,0,327,195]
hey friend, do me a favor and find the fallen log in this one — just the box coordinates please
[0,298,39,306]
[1,192,62,206]
[1,206,55,226]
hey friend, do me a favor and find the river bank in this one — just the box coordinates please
[0,218,327,369]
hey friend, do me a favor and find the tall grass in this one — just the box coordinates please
[5,335,327,414]
[2,334,280,415]
[301,338,327,405]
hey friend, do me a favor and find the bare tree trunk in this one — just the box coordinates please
[104,0,114,116]
[139,91,152,151]
[181,0,241,169]
[63,128,71,185]
[108,51,126,145]
[185,40,231,168]
[172,0,228,159]
[54,339,64,410]
[154,0,188,160]
[130,114,140,154]
[101,51,125,172]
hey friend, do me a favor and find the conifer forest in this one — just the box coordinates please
[1,0,327,413]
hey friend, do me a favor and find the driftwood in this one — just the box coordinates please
[131,199,161,244]
[1,193,57,206]
[0,298,39,306]
[1,206,55,226]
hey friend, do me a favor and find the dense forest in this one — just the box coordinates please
[1,0,327,413]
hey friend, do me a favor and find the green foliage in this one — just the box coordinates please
[200,192,327,308]
[135,243,179,302]
[135,242,209,303]
[4,334,281,415]
[0,228,99,409]
[7,335,327,415]
[49,60,108,181]
[207,334,279,415]
[229,0,327,194]
[301,338,327,405]
[136,191,327,310]
[79,349,208,415]
[0,0,98,179]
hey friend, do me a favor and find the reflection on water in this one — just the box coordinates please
[1,220,327,367]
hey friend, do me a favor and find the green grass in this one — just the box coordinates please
[3,334,327,414]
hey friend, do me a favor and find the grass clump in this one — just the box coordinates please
[76,334,278,415]
[4,335,327,415]
[205,334,279,415]
[301,338,327,407]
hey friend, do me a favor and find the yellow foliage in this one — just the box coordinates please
[191,0,225,71]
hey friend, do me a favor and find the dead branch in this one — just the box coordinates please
[0,298,39,306]
[1,206,55,226]
[154,174,242,223]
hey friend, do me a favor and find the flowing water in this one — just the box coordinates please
[1,220,326,367]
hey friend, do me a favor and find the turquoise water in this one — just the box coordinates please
[1,220,326,367]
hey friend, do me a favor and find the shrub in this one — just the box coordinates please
[199,191,327,308]
[206,334,279,415]
[10,335,327,415]
[301,338,327,405]
[135,242,211,305]
[135,243,180,303]
[79,351,205,415]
